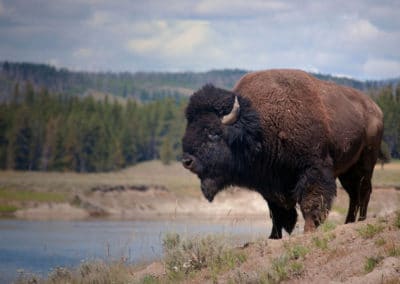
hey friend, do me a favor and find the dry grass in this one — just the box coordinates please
[0,160,200,198]
[14,261,135,284]
[394,210,400,229]
[0,187,67,215]
[357,223,385,239]
[0,187,66,202]
[162,233,246,282]
[372,160,400,188]
[0,203,18,213]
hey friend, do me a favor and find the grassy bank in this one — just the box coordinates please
[0,187,67,214]
[0,161,200,197]
[0,161,200,215]
[372,160,400,188]
[0,159,399,198]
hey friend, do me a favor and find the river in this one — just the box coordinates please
[0,218,269,282]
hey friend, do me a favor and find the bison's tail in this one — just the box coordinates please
[377,147,384,161]
[377,141,391,164]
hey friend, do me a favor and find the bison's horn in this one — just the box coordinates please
[221,96,240,125]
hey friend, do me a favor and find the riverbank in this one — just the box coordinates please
[11,187,270,222]
[1,160,400,222]
[14,210,400,284]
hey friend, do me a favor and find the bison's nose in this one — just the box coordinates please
[182,154,195,170]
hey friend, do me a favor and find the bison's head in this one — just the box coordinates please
[182,84,262,202]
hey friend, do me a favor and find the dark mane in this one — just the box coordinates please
[186,84,264,174]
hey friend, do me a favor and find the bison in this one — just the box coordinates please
[182,69,383,239]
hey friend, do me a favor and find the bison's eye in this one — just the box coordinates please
[208,133,220,142]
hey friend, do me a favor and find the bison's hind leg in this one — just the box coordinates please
[339,149,378,223]
[339,169,362,223]
[267,201,298,239]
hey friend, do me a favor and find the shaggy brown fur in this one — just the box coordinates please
[182,69,383,239]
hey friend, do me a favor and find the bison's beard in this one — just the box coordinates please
[201,178,224,202]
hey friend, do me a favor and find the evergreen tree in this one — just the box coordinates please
[376,85,400,158]
[41,117,59,171]
[160,136,173,165]
[12,108,32,170]
[0,105,9,168]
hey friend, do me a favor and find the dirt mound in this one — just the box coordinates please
[134,211,400,283]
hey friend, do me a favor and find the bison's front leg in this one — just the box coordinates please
[297,166,336,233]
[267,200,298,239]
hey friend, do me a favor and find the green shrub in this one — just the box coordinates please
[375,237,386,246]
[320,221,337,232]
[357,224,384,239]
[312,236,328,250]
[138,274,160,284]
[14,261,132,284]
[387,246,400,257]
[0,204,18,213]
[269,243,309,282]
[290,261,304,277]
[271,255,289,281]
[162,233,246,281]
[364,256,382,273]
[394,211,400,229]
[285,244,309,260]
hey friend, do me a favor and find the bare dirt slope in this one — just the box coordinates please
[133,211,400,284]
[18,209,399,284]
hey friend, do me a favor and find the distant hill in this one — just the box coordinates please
[1,61,398,103]
[0,62,246,102]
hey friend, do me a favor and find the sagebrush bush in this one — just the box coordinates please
[162,233,246,280]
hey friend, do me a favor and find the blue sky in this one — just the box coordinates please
[0,0,399,79]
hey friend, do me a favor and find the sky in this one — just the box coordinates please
[0,0,399,80]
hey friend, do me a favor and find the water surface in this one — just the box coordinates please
[0,218,269,282]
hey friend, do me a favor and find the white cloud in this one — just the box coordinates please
[47,58,60,67]
[363,58,400,79]
[346,18,381,42]
[87,11,113,27]
[0,1,4,16]
[73,48,93,58]
[195,0,291,16]
[127,20,213,58]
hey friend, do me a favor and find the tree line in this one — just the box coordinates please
[0,62,245,102]
[0,82,186,172]
[373,83,400,160]
[2,62,394,104]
